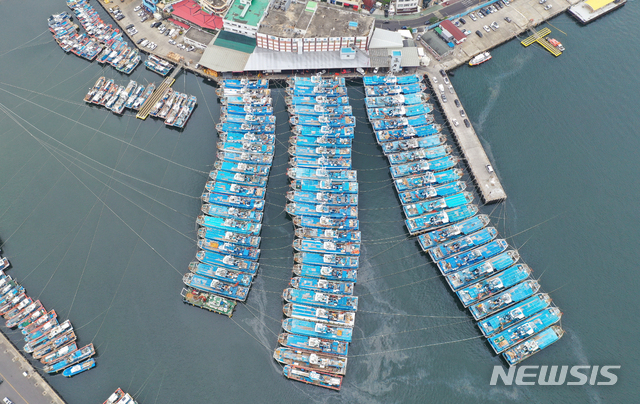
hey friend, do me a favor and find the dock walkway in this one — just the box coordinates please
[136,63,183,120]
[421,66,507,204]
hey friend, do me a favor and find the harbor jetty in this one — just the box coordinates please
[136,63,183,120]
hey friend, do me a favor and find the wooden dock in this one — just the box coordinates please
[421,67,507,204]
[136,62,183,120]
[521,27,562,57]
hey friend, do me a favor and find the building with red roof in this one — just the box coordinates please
[439,20,466,45]
[169,0,224,31]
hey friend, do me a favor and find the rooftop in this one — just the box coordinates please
[244,46,371,71]
[171,0,224,30]
[214,30,257,53]
[585,0,615,10]
[224,0,270,27]
[258,2,375,38]
[184,28,216,44]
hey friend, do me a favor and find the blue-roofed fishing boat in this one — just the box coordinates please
[274,348,347,375]
[381,135,446,155]
[181,287,237,317]
[288,75,346,87]
[469,280,540,320]
[16,307,48,331]
[295,227,361,242]
[286,191,358,206]
[290,179,358,194]
[290,135,352,149]
[221,95,272,106]
[0,258,10,271]
[291,277,355,295]
[286,203,358,219]
[216,122,275,134]
[405,204,479,235]
[388,145,452,165]
[364,93,428,108]
[367,103,432,119]
[376,124,441,143]
[294,253,359,269]
[4,297,32,320]
[293,216,359,231]
[371,117,409,131]
[363,74,422,86]
[287,85,347,98]
[278,333,348,356]
[390,156,459,179]
[132,83,155,110]
[287,168,356,182]
[221,131,275,145]
[43,343,94,373]
[221,113,276,125]
[125,84,144,109]
[478,293,552,337]
[196,215,262,236]
[364,83,426,96]
[182,273,249,301]
[62,358,95,377]
[286,95,350,106]
[289,104,352,116]
[0,293,25,315]
[217,141,274,155]
[290,114,355,128]
[399,181,467,206]
[281,319,353,343]
[197,227,261,248]
[290,155,351,170]
[282,288,358,311]
[188,262,253,286]
[404,192,475,218]
[222,78,269,89]
[437,239,509,274]
[32,330,75,360]
[21,309,55,335]
[217,87,270,97]
[24,318,59,344]
[6,300,41,328]
[418,214,490,250]
[205,181,266,198]
[214,160,270,177]
[445,250,520,291]
[201,204,263,223]
[503,326,564,366]
[41,342,77,365]
[289,145,352,158]
[195,250,259,274]
[222,104,273,116]
[458,264,532,307]
[292,125,354,138]
[489,307,562,354]
[293,239,360,256]
[293,265,358,282]
[201,193,264,211]
[216,151,273,166]
[197,239,260,260]
[428,227,498,260]
[284,303,356,327]
[209,170,268,187]
[283,365,343,391]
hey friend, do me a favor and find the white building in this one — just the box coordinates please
[395,0,418,14]
[222,0,270,38]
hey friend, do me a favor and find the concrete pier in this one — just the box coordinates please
[420,66,507,204]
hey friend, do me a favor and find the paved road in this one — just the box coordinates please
[374,0,485,31]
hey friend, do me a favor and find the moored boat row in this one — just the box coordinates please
[363,74,564,366]
[103,387,138,404]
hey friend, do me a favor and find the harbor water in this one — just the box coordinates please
[0,0,638,402]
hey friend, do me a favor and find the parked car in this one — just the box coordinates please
[476,30,483,38]
[505,16,512,22]
[439,69,446,77]
[448,85,454,94]
[454,99,460,107]
[134,5,142,11]
[483,25,490,32]
[464,119,470,128]
[136,38,145,44]
[460,109,466,117]
[140,40,149,46]
[452,118,459,127]
[126,24,134,29]
[442,94,448,103]
[187,46,195,52]
[459,18,467,24]
[544,4,552,9]
[164,29,171,36]
[444,77,450,84]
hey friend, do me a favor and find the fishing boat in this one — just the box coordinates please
[287,85,347,98]
[204,180,266,199]
[489,307,562,354]
[112,80,136,114]
[3,297,32,319]
[221,95,272,107]
[290,179,358,194]
[284,303,356,327]
[41,342,78,365]
[286,203,357,219]
[457,264,532,307]
[469,280,541,320]
[182,273,249,302]
[282,288,358,311]
[221,113,276,125]
[222,104,273,116]
[437,239,509,274]
[44,343,95,373]
[84,76,105,102]
[292,125,354,138]
[274,347,347,375]
[293,216,359,231]
[445,250,520,291]
[125,83,144,109]
[363,74,421,86]
[290,135,352,149]
[165,93,187,126]
[381,134,446,155]
[16,307,47,330]
[132,83,155,111]
[364,83,425,96]
[216,87,270,97]
[375,123,441,143]
[405,204,479,235]
[24,320,71,352]
[197,227,261,248]
[469,51,492,66]
[216,122,276,135]
[478,293,552,337]
[283,365,343,391]
[196,215,262,236]
[279,333,348,356]
[289,145,352,158]
[217,141,274,156]
[201,193,264,211]
[367,103,431,119]
[291,276,354,295]
[364,93,428,108]
[287,168,356,182]
[288,75,346,87]
[502,326,564,366]
[281,318,353,342]
[404,192,474,219]
[286,191,358,207]
[221,132,275,145]
[293,239,360,256]
[213,160,270,177]
[294,253,358,269]
[222,78,269,89]
[32,330,76,359]
[23,318,58,343]
[294,228,361,243]
[290,155,351,170]
[188,262,253,286]
[0,257,9,270]
[390,156,459,179]
[149,88,172,116]
[180,287,236,317]
[290,115,354,127]
[289,104,351,116]
[103,388,125,404]
[427,227,497,261]
[195,250,259,274]
[547,38,565,51]
[418,214,490,250]
[293,265,357,282]
[63,358,95,377]
[0,292,25,313]
[201,203,263,223]
[216,150,273,166]
[388,145,451,165]
[6,300,42,328]
[286,95,349,106]
[22,310,57,335]
[197,239,260,260]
